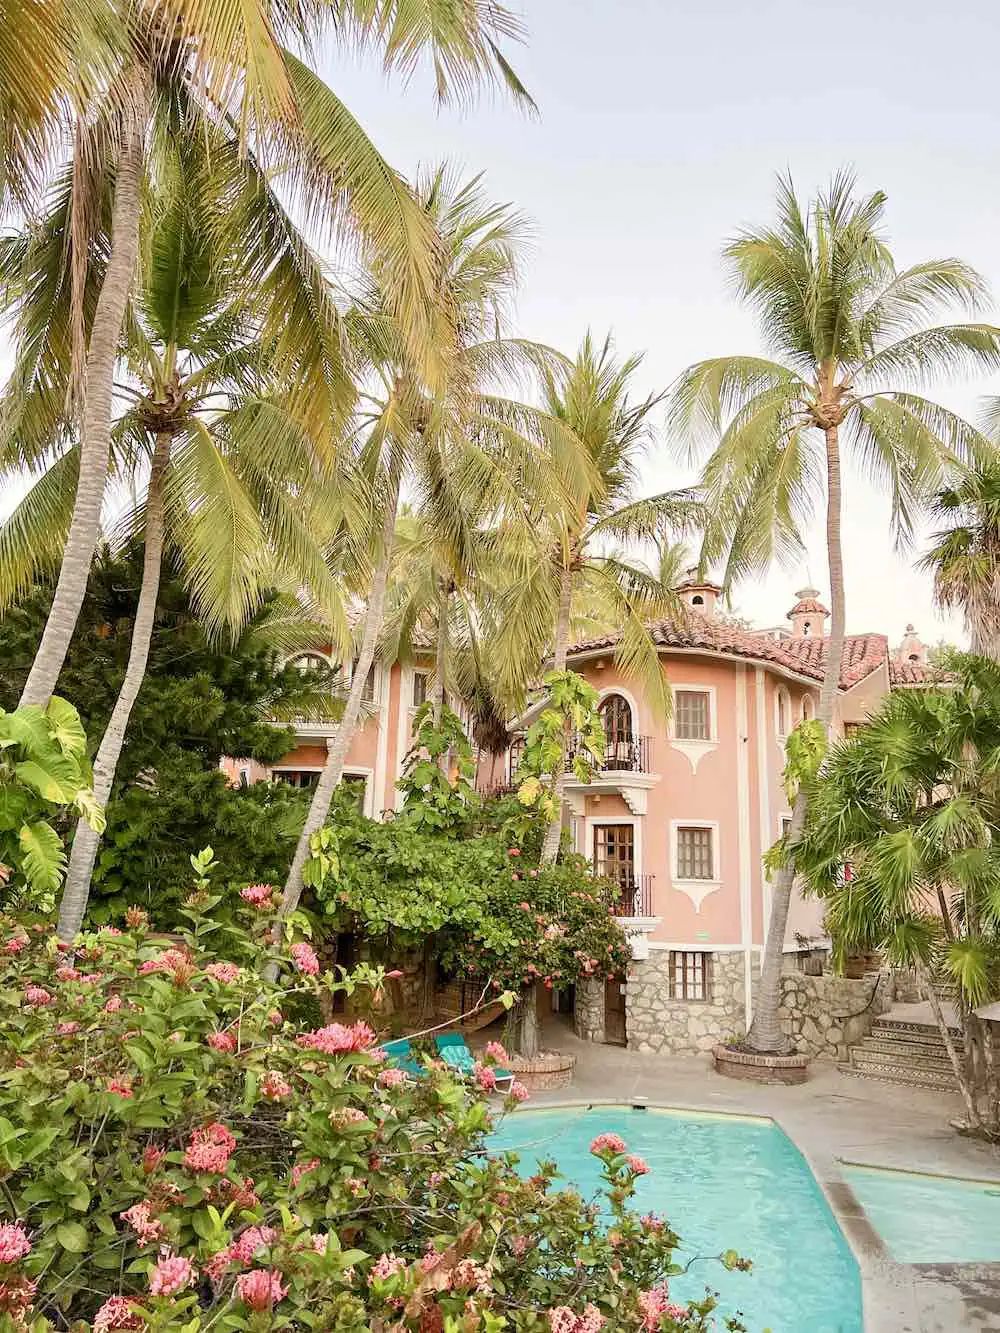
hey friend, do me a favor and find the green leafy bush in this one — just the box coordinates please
[0,699,103,906]
[0,882,747,1331]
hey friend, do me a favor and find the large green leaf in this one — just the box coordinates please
[14,758,79,804]
[18,819,66,893]
[45,696,87,759]
[0,786,27,831]
[0,704,51,756]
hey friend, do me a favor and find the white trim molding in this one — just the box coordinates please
[669,818,722,911]
[774,684,792,742]
[735,666,754,1024]
[668,682,719,773]
[373,663,391,818]
[755,668,772,939]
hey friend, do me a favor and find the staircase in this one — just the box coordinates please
[840,1015,963,1093]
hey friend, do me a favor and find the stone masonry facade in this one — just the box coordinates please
[573,977,606,1043]
[625,951,757,1055]
[779,970,892,1061]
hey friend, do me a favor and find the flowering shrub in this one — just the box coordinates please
[0,894,748,1331]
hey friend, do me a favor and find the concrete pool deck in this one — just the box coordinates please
[527,1031,1000,1332]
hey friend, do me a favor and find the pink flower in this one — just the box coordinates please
[236,1268,287,1312]
[184,1123,236,1174]
[475,1065,497,1092]
[297,1021,376,1055]
[419,1246,445,1274]
[578,1307,605,1332]
[207,1030,237,1053]
[205,962,240,983]
[100,925,123,936]
[262,1070,291,1100]
[509,1080,529,1102]
[120,1202,164,1248]
[23,985,52,1006]
[640,1214,664,1234]
[241,883,274,908]
[203,1250,231,1285]
[529,869,538,878]
[378,1067,408,1088]
[107,1077,133,1098]
[345,1176,365,1196]
[0,1223,31,1264]
[229,1225,277,1264]
[93,1296,144,1331]
[290,942,319,976]
[548,1308,578,1333]
[589,1133,627,1156]
[625,1154,649,1176]
[311,1233,329,1254]
[508,848,521,856]
[484,1040,508,1063]
[511,873,520,881]
[520,902,531,911]
[56,1021,80,1035]
[55,965,80,981]
[511,1234,531,1257]
[3,935,27,954]
[427,1172,444,1190]
[148,1254,195,1297]
[138,949,189,978]
[451,1258,490,1292]
[104,994,123,1013]
[369,1253,405,1284]
[291,1158,319,1188]
[268,1009,283,1026]
[385,969,403,979]
[330,1106,367,1127]
[637,1285,685,1330]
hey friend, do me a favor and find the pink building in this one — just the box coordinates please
[508,582,937,1053]
[227,586,935,1054]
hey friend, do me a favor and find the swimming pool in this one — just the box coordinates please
[842,1161,1000,1264]
[489,1105,862,1333]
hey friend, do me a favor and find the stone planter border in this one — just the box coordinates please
[712,1043,810,1085]
[507,1051,576,1093]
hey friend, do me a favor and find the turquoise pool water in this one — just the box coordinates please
[489,1106,862,1333]
[842,1162,1000,1263]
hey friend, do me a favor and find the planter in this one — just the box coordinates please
[712,1043,810,1085]
[507,1050,577,1093]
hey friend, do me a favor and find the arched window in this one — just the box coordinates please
[292,652,328,675]
[802,694,815,722]
[600,694,633,769]
[802,620,812,637]
[691,593,704,606]
[776,686,790,738]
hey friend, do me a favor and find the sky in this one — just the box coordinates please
[315,0,1000,646]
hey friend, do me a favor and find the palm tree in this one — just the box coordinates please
[920,455,1000,660]
[794,654,1000,1133]
[13,0,533,710]
[494,333,700,863]
[1,139,354,940]
[668,172,1000,1055]
[275,165,574,925]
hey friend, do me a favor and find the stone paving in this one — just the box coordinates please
[529,1028,1000,1332]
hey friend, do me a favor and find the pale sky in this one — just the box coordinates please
[318,0,1000,648]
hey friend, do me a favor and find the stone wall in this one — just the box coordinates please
[574,977,606,1043]
[625,951,756,1055]
[779,969,892,1061]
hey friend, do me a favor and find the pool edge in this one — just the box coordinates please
[504,1097,898,1333]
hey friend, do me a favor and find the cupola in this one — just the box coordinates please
[897,623,926,665]
[786,587,829,640]
[677,568,722,616]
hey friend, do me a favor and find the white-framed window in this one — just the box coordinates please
[342,772,368,813]
[273,769,321,791]
[775,686,791,739]
[674,689,711,741]
[676,825,714,880]
[353,661,377,703]
[412,671,428,708]
[292,652,328,675]
[780,814,793,839]
[801,694,815,722]
[669,950,711,1001]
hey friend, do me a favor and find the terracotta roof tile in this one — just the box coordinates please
[567,618,892,691]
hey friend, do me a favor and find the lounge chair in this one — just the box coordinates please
[434,1033,514,1092]
[381,1037,427,1079]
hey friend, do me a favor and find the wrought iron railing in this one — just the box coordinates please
[602,874,655,918]
[567,734,652,775]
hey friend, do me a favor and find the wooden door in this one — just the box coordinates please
[594,824,636,912]
[605,975,627,1045]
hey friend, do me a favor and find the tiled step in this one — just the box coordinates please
[850,1046,955,1076]
[871,1019,963,1043]
[838,1061,958,1093]
[858,1037,960,1062]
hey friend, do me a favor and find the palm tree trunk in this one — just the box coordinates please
[917,961,982,1130]
[56,430,171,942]
[431,581,447,728]
[745,422,846,1054]
[19,95,145,709]
[277,474,401,927]
[540,565,574,866]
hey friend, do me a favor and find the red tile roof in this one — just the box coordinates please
[566,618,925,692]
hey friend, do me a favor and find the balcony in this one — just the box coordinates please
[563,733,660,816]
[603,874,655,918]
[568,734,653,775]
